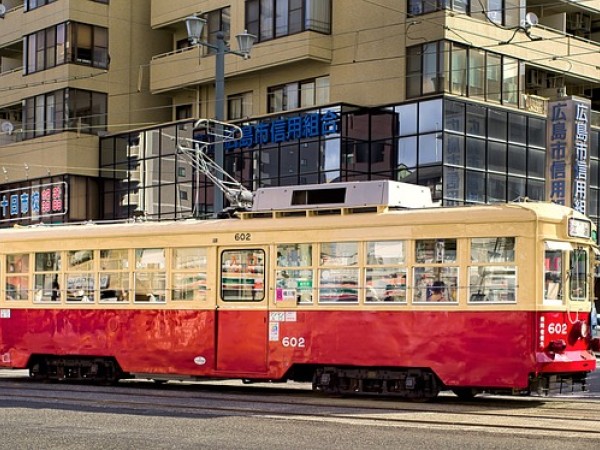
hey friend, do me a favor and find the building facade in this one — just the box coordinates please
[3,1,600,226]
[0,0,171,224]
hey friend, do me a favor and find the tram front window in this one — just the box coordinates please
[570,248,588,301]
[544,248,563,302]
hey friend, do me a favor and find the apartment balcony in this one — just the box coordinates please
[0,1,24,46]
[150,31,332,94]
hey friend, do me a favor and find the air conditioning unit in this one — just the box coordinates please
[124,168,141,183]
[128,144,140,158]
[129,168,141,182]
[121,192,140,206]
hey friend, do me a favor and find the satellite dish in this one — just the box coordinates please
[1,121,14,135]
[524,12,539,29]
[0,4,6,19]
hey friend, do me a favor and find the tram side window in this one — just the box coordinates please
[468,237,516,303]
[544,248,563,302]
[414,239,458,303]
[65,250,95,302]
[33,252,61,303]
[172,247,208,301]
[134,248,166,302]
[6,253,30,301]
[319,242,359,303]
[365,240,407,303]
[570,249,588,301]
[221,249,265,302]
[99,249,129,302]
[276,243,313,304]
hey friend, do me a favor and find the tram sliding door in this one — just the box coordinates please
[216,247,268,373]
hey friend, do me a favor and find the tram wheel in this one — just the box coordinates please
[452,388,478,400]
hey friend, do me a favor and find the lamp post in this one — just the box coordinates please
[185,15,256,216]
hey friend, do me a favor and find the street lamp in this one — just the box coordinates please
[185,15,256,216]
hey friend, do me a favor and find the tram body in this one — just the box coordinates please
[0,183,597,399]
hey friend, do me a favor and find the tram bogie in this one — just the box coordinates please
[28,355,125,383]
[312,367,440,400]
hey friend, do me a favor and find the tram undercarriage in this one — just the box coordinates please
[529,372,590,396]
[311,366,441,400]
[28,355,126,383]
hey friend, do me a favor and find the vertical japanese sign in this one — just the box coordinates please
[546,97,591,214]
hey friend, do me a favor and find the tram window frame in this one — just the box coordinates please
[6,253,31,301]
[221,249,265,302]
[65,250,95,303]
[543,241,567,305]
[99,248,130,302]
[365,240,407,303]
[276,243,313,304]
[171,247,208,302]
[570,248,588,301]
[134,248,166,303]
[413,239,458,303]
[468,237,517,304]
[33,251,61,303]
[318,242,359,304]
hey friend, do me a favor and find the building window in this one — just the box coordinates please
[246,0,331,43]
[24,0,57,11]
[407,42,523,107]
[408,0,520,27]
[406,42,445,98]
[228,92,253,120]
[268,76,329,113]
[175,104,193,120]
[25,22,109,74]
[23,88,107,140]
[204,7,231,54]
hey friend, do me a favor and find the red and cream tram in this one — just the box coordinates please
[0,181,597,400]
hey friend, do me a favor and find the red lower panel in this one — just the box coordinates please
[0,308,594,389]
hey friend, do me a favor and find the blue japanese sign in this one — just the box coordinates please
[223,110,340,151]
[0,181,68,223]
[546,98,590,215]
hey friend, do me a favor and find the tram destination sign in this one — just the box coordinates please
[568,217,592,239]
[0,181,67,224]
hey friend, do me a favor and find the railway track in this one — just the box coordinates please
[0,375,598,439]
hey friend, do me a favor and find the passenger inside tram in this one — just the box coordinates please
[427,281,446,302]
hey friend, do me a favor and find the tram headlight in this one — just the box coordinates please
[572,320,589,339]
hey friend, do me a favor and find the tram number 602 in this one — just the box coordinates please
[234,233,251,241]
[547,323,567,334]
[282,337,305,348]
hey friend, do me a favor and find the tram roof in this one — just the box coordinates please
[0,200,586,243]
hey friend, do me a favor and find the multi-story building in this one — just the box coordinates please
[0,0,171,224]
[3,1,600,227]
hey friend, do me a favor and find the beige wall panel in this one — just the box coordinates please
[0,5,24,45]
[151,1,235,28]
[103,1,172,131]
[0,70,25,108]
[151,32,332,94]
[0,133,98,181]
